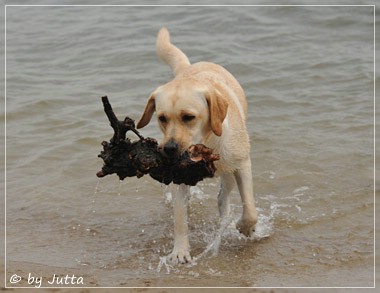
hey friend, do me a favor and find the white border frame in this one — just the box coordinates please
[3,3,376,289]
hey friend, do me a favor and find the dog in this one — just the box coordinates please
[137,27,257,264]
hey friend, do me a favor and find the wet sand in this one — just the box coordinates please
[3,187,378,291]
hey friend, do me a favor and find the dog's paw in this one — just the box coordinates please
[236,216,257,238]
[168,249,192,265]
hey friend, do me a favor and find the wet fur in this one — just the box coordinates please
[137,28,257,264]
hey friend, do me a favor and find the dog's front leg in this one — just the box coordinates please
[168,184,192,264]
[234,159,258,237]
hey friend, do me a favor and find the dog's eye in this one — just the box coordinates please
[182,114,195,122]
[158,115,167,123]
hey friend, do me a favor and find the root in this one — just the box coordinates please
[97,96,219,186]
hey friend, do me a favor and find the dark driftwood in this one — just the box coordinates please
[96,96,219,186]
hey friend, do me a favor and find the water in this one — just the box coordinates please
[4,3,375,288]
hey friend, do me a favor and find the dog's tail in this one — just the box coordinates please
[156,27,190,76]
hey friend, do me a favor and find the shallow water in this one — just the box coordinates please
[4,4,375,288]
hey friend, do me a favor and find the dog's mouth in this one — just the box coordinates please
[159,141,180,159]
[161,139,194,159]
[160,141,196,161]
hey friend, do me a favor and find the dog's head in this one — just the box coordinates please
[136,79,228,158]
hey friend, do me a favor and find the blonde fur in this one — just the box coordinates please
[156,27,191,76]
[137,28,257,264]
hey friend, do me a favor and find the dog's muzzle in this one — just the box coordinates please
[163,139,179,158]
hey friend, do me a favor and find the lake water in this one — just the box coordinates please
[4,3,376,288]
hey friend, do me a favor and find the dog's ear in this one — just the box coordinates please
[137,94,156,129]
[204,87,228,136]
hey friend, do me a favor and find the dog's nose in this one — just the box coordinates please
[163,140,179,158]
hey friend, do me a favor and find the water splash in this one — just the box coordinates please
[93,178,101,197]
[157,256,175,274]
[254,213,273,239]
[156,209,274,271]
[91,178,101,214]
[193,213,235,261]
[190,185,207,200]
[164,191,173,204]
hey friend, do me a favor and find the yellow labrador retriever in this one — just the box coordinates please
[137,28,257,264]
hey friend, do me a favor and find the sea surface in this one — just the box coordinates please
[4,3,376,288]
